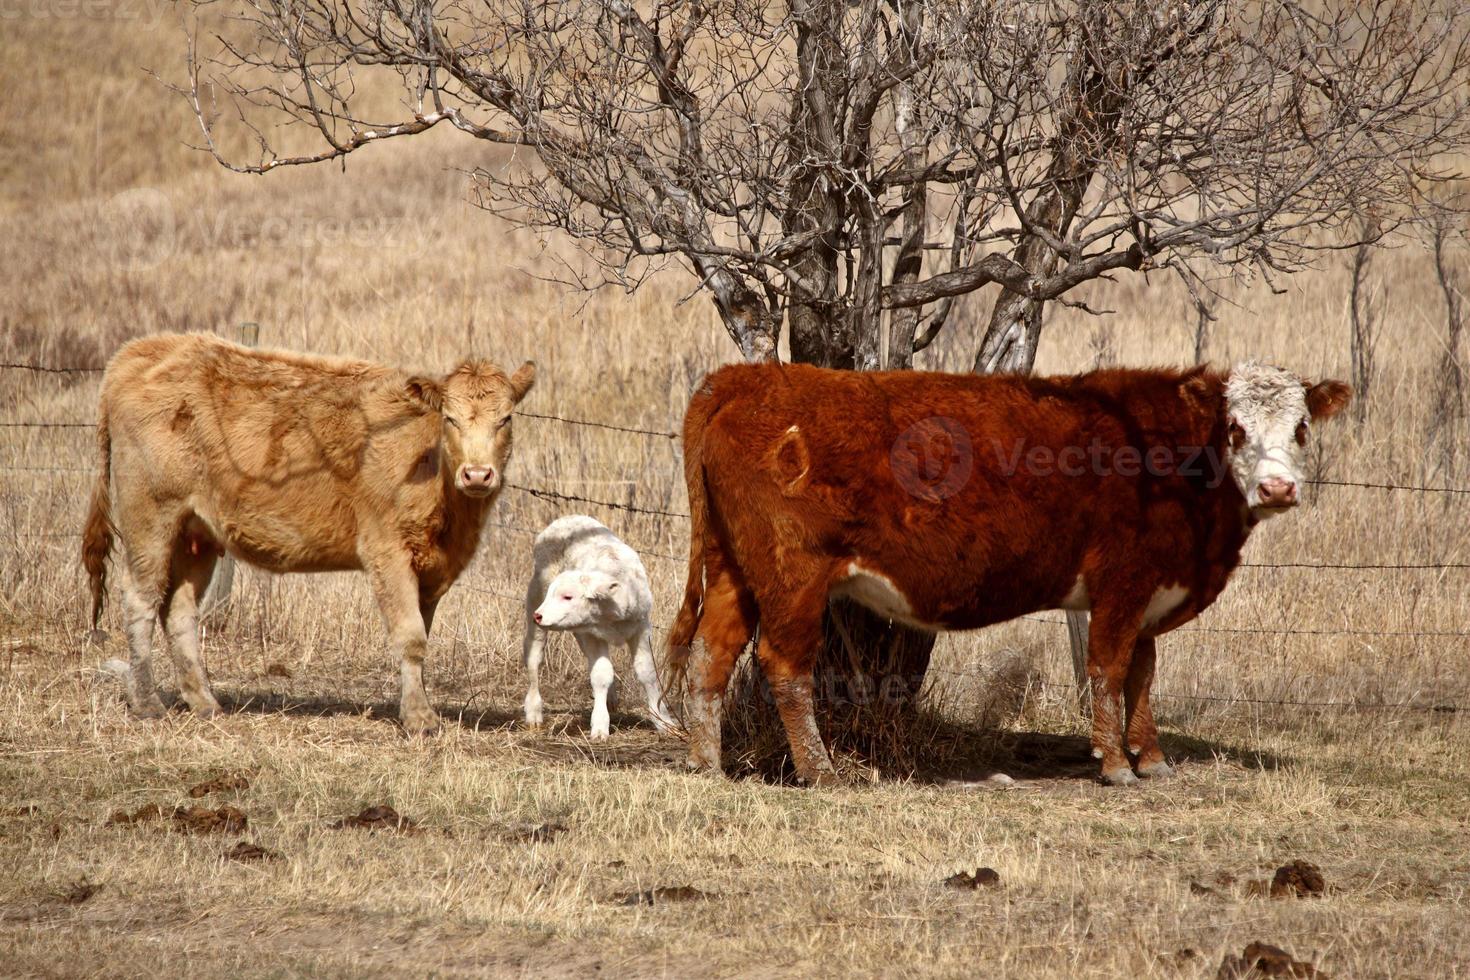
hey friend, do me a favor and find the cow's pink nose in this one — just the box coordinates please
[460,465,496,489]
[1257,477,1297,507]
[533,611,543,624]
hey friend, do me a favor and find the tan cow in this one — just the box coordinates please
[82,332,535,733]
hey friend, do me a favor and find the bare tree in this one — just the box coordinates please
[1348,226,1384,425]
[181,0,1470,768]
[185,0,1470,373]
[1427,200,1468,479]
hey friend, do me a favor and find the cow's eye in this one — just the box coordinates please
[496,415,512,430]
[1227,418,1246,450]
[444,416,462,430]
[1295,420,1309,446]
[561,594,573,601]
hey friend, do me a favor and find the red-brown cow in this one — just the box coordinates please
[670,362,1350,786]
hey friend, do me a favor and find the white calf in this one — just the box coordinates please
[522,515,677,738]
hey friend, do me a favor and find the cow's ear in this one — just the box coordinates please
[509,361,536,403]
[1179,367,1217,409]
[1306,379,1352,421]
[405,376,443,412]
[589,576,621,600]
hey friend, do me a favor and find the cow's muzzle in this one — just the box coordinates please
[457,465,499,496]
[1255,476,1298,510]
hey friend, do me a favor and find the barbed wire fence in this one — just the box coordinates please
[4,359,1468,717]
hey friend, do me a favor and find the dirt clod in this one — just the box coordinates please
[943,867,1001,889]
[173,805,248,834]
[57,880,100,905]
[264,662,292,679]
[507,822,567,844]
[188,774,250,798]
[615,885,712,906]
[225,841,282,862]
[1190,880,1218,896]
[107,803,165,826]
[1216,941,1326,978]
[1269,860,1326,898]
[330,805,420,834]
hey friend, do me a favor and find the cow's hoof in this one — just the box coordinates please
[798,768,840,789]
[184,695,223,718]
[131,698,168,720]
[588,729,611,742]
[1137,760,1175,779]
[401,709,441,737]
[1102,767,1140,787]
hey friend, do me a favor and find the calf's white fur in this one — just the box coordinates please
[522,515,677,738]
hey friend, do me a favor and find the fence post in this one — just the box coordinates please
[1065,609,1090,713]
[199,322,258,622]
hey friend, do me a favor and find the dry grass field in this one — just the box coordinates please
[3,19,1469,980]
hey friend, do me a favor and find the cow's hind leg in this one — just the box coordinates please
[1087,603,1143,786]
[683,564,756,773]
[117,511,182,719]
[754,588,835,787]
[367,551,438,735]
[162,521,223,717]
[1124,636,1171,778]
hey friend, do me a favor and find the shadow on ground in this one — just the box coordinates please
[178,688,1289,785]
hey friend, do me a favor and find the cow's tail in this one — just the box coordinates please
[668,381,717,675]
[81,397,114,630]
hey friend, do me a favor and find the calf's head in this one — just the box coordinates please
[533,571,621,630]
[409,359,536,497]
[1222,362,1351,517]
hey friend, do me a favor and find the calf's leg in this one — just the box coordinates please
[683,565,756,773]
[629,628,676,733]
[1124,636,1172,778]
[1086,603,1143,786]
[367,553,438,735]
[162,529,223,717]
[577,634,615,740]
[522,623,547,727]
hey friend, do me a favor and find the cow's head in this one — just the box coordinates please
[532,570,621,630]
[408,359,536,497]
[1223,362,1351,517]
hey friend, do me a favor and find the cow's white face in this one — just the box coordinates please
[533,571,621,630]
[1224,362,1351,518]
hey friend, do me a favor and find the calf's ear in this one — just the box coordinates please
[1305,379,1351,421]
[405,376,444,412]
[510,361,536,403]
[589,576,621,600]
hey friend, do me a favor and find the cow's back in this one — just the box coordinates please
[691,363,1195,630]
[101,333,439,572]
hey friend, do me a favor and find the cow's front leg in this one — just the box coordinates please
[1124,636,1171,778]
[369,555,438,735]
[1086,604,1143,786]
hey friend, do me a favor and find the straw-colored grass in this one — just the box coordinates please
[2,19,1469,979]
